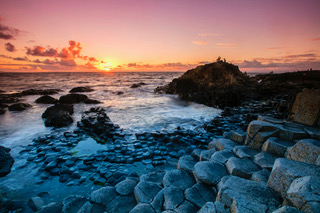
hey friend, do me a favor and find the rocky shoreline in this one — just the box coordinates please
[0,65,320,212]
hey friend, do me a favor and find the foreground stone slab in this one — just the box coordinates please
[251,169,270,184]
[173,200,198,213]
[262,137,293,157]
[36,202,62,213]
[177,155,197,173]
[115,178,138,196]
[197,201,228,213]
[253,152,277,170]
[134,181,162,203]
[272,205,303,213]
[286,176,320,212]
[217,176,281,212]
[193,161,228,186]
[200,149,216,161]
[231,131,246,144]
[130,203,156,213]
[278,124,308,142]
[90,186,117,206]
[286,139,320,165]
[210,150,235,164]
[267,158,320,197]
[105,195,136,213]
[216,139,238,151]
[184,183,216,208]
[78,201,104,213]
[62,195,87,213]
[225,157,260,179]
[233,145,259,159]
[163,186,184,210]
[163,169,195,190]
[140,171,166,184]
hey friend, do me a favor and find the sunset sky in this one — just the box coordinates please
[0,0,319,72]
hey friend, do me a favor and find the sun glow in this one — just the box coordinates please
[98,62,113,72]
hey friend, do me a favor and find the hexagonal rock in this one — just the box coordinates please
[62,195,87,213]
[90,186,117,206]
[130,203,156,213]
[215,139,238,151]
[173,200,198,213]
[134,181,162,203]
[163,186,184,210]
[231,131,246,144]
[278,123,308,142]
[177,155,196,174]
[304,126,320,141]
[286,176,320,211]
[105,195,137,213]
[78,201,104,213]
[185,183,217,208]
[36,202,62,213]
[233,145,259,159]
[262,137,294,157]
[217,176,281,212]
[200,149,216,161]
[257,116,284,125]
[251,169,270,184]
[163,169,195,190]
[198,201,228,213]
[253,152,277,170]
[286,139,320,165]
[193,161,228,186]
[140,171,166,184]
[225,157,261,179]
[210,150,235,164]
[115,178,138,196]
[272,205,303,213]
[150,189,164,212]
[27,196,44,211]
[267,158,320,197]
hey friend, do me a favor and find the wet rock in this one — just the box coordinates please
[197,201,228,213]
[191,149,201,161]
[278,124,308,142]
[217,176,281,212]
[84,99,102,104]
[0,107,6,114]
[231,131,246,144]
[59,174,71,183]
[105,195,136,213]
[177,155,197,173]
[272,205,303,213]
[215,138,237,151]
[19,88,60,96]
[163,169,195,190]
[174,200,198,213]
[150,189,164,212]
[193,161,228,186]
[163,186,184,210]
[62,195,87,213]
[286,139,320,165]
[69,86,94,93]
[200,149,216,161]
[115,178,138,196]
[253,152,277,170]
[8,103,32,111]
[59,94,88,104]
[251,169,270,184]
[233,145,259,159]
[90,186,117,206]
[210,150,235,164]
[27,196,44,211]
[185,183,216,208]
[262,137,293,157]
[35,95,58,104]
[42,104,74,127]
[36,202,62,213]
[130,83,146,88]
[130,203,155,213]
[267,158,320,197]
[77,201,104,213]
[134,181,162,203]
[0,146,14,177]
[225,157,260,179]
[286,176,320,211]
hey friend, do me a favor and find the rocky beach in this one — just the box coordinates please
[1,62,320,213]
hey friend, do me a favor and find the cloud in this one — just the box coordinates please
[13,56,29,61]
[312,37,320,41]
[59,59,77,67]
[216,43,238,46]
[127,63,137,67]
[26,46,58,57]
[198,33,223,37]
[33,59,57,64]
[5,42,16,52]
[284,54,316,58]
[192,41,208,45]
[198,61,212,65]
[0,23,21,40]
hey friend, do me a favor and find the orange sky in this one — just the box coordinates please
[0,0,320,72]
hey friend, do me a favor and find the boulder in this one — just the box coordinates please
[184,183,216,208]
[90,186,117,206]
[217,176,281,212]
[174,200,198,213]
[130,203,155,213]
[193,161,228,186]
[27,196,44,211]
[8,103,32,111]
[286,176,320,211]
[62,195,87,213]
[163,186,184,210]
[290,88,320,127]
[251,169,270,184]
[215,139,238,151]
[140,171,166,184]
[200,149,216,161]
[210,150,235,164]
[253,152,277,170]
[69,86,94,93]
[177,155,197,173]
[115,178,138,196]
[197,201,228,213]
[231,131,246,144]
[35,95,58,104]
[225,157,261,179]
[18,88,60,96]
[134,181,162,203]
[262,137,293,157]
[191,149,202,161]
[77,201,104,213]
[0,146,14,177]
[59,94,88,104]
[36,202,63,213]
[84,99,102,104]
[163,169,195,190]
[272,206,303,213]
[267,158,320,197]
[286,139,320,165]
[105,195,137,213]
[233,145,259,159]
[42,104,74,127]
[278,124,308,142]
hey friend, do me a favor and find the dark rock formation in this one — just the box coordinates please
[155,62,256,108]
[0,146,14,177]
[35,95,59,104]
[18,89,60,96]
[84,99,102,104]
[8,103,32,111]
[42,104,74,127]
[131,83,146,88]
[59,94,88,104]
[69,86,94,93]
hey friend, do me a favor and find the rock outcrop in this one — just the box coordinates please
[35,95,59,104]
[59,94,88,104]
[8,103,32,111]
[42,104,74,127]
[0,146,14,177]
[69,86,94,93]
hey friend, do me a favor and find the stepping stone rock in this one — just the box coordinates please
[200,149,216,161]
[78,201,104,213]
[262,137,293,157]
[105,195,137,213]
[198,201,228,213]
[267,158,320,197]
[8,103,32,111]
[215,139,237,151]
[184,183,216,208]
[134,181,162,203]
[150,189,164,212]
[90,186,117,206]
[286,176,320,211]
[115,178,138,196]
[163,169,195,190]
[191,149,202,161]
[233,145,259,159]
[231,131,246,144]
[163,186,184,210]
[35,95,58,104]
[272,205,303,213]
[174,200,198,213]
[177,155,196,173]
[210,150,235,164]
[257,116,284,125]
[193,161,228,186]
[36,202,62,213]
[130,203,155,213]
[225,157,260,179]
[217,176,281,212]
[59,94,88,104]
[70,86,94,93]
[140,171,166,184]
[253,152,277,170]
[27,196,44,211]
[0,146,14,177]
[62,195,87,213]
[286,139,320,165]
[278,123,308,142]
[251,169,270,184]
